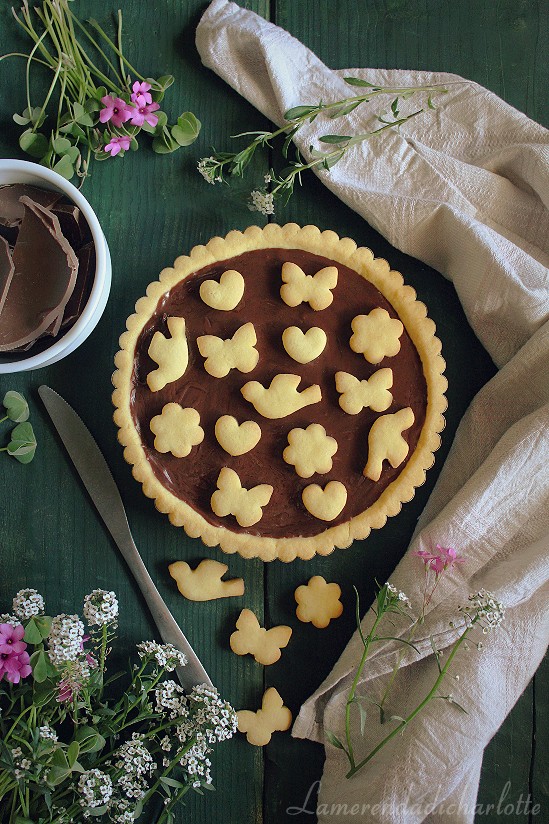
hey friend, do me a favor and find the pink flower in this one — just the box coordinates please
[414,544,465,575]
[129,100,160,128]
[57,676,73,703]
[99,95,133,128]
[104,135,131,157]
[0,623,32,684]
[131,80,153,106]
[80,635,97,669]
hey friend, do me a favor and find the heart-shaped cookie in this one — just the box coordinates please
[215,415,262,456]
[282,326,327,364]
[200,269,245,311]
[302,481,347,522]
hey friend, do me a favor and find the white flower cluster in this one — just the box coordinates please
[155,679,185,718]
[179,738,212,788]
[188,684,238,744]
[197,156,222,184]
[114,734,156,802]
[459,589,505,634]
[78,769,113,808]
[248,189,275,216]
[11,746,32,780]
[47,614,85,667]
[386,583,411,609]
[136,641,187,671]
[83,589,119,627]
[0,613,19,627]
[39,724,58,743]
[12,588,45,620]
[108,799,134,824]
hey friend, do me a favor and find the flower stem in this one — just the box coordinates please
[346,626,471,779]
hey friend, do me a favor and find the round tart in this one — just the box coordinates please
[113,224,446,562]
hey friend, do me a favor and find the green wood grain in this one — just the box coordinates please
[0,1,546,823]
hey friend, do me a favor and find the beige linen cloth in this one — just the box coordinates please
[196,2,549,821]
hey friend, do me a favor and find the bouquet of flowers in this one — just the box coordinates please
[0,588,237,823]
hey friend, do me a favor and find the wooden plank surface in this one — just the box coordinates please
[0,1,546,823]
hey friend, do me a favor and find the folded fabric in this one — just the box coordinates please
[196,3,549,821]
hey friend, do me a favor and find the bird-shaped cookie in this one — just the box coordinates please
[363,407,415,482]
[241,373,321,419]
[168,559,244,601]
[147,316,188,391]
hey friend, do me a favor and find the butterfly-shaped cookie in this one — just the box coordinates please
[197,322,259,378]
[211,467,273,527]
[280,262,338,310]
[237,687,292,746]
[230,609,292,665]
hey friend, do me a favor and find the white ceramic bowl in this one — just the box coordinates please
[0,159,111,373]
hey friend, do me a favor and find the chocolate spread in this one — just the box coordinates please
[130,248,427,539]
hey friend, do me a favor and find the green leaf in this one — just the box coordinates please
[152,128,179,154]
[30,650,48,683]
[318,134,352,144]
[86,806,109,817]
[51,748,69,768]
[328,101,362,119]
[325,729,345,750]
[67,740,80,767]
[94,86,107,101]
[343,77,377,87]
[62,146,80,163]
[160,776,185,790]
[322,150,345,170]
[13,113,31,126]
[171,111,201,146]
[84,97,101,113]
[52,154,75,180]
[7,422,37,463]
[154,74,174,90]
[284,105,318,120]
[19,129,48,159]
[3,391,29,423]
[24,619,43,644]
[75,725,106,754]
[47,765,71,786]
[52,137,72,154]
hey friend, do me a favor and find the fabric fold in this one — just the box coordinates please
[196,2,549,820]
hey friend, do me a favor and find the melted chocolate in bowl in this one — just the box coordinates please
[130,248,427,539]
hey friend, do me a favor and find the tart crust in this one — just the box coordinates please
[112,224,447,562]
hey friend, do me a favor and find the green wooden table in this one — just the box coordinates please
[0,1,546,822]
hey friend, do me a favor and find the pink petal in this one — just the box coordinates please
[99,108,113,123]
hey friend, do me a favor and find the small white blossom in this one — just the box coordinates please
[386,583,411,609]
[39,724,58,743]
[83,590,118,627]
[197,156,222,184]
[47,614,85,666]
[12,588,45,620]
[136,641,187,671]
[0,613,20,627]
[155,679,185,717]
[114,734,156,801]
[248,189,275,216]
[78,769,113,808]
[459,589,505,633]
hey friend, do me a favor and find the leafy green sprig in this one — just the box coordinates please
[0,391,37,464]
[1,0,201,184]
[197,78,447,213]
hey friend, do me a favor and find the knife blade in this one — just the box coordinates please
[38,384,213,690]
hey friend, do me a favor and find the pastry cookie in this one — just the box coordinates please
[295,576,343,628]
[149,404,204,458]
[283,424,338,478]
[230,609,292,665]
[168,559,244,601]
[113,224,447,562]
[237,687,292,746]
[200,269,244,311]
[350,307,404,364]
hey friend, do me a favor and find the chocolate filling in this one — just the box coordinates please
[130,248,427,539]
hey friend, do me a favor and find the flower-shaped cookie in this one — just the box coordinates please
[283,423,338,478]
[149,404,204,458]
[237,687,292,746]
[230,609,292,665]
[211,467,273,527]
[350,307,403,364]
[294,576,343,628]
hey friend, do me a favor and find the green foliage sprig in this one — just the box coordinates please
[0,391,37,464]
[197,78,447,214]
[1,0,201,185]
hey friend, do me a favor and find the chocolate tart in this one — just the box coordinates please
[112,224,446,562]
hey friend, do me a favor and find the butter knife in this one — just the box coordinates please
[38,385,213,690]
